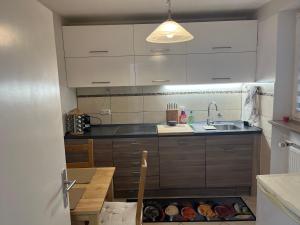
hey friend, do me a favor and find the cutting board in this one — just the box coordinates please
[157,124,194,135]
[67,168,96,184]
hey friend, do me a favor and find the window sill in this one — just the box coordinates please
[269,120,300,134]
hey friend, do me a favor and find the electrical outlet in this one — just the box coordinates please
[99,109,111,115]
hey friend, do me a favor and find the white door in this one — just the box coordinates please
[0,1,71,225]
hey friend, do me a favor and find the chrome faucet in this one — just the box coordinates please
[207,101,219,125]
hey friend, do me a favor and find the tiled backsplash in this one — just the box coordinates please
[76,83,274,125]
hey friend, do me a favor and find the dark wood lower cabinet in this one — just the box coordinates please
[65,134,258,198]
[206,135,254,188]
[159,136,206,189]
[112,138,160,193]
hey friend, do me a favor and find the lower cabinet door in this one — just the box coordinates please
[206,144,253,187]
[159,137,206,188]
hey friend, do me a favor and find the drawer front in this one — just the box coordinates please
[114,176,159,191]
[65,139,113,166]
[206,135,254,146]
[159,136,205,150]
[94,139,113,163]
[206,145,252,187]
[113,151,159,162]
[114,156,159,177]
[113,138,158,152]
[114,163,159,177]
[65,139,89,163]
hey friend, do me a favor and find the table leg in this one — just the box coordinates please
[88,215,99,225]
[105,179,114,201]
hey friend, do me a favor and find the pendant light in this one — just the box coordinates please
[146,0,194,44]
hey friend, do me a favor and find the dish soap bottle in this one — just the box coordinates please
[179,107,187,124]
[188,111,194,125]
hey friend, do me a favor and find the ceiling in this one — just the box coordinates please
[39,0,272,23]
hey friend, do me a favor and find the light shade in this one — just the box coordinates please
[146,19,194,44]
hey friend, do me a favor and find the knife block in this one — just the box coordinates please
[166,110,179,123]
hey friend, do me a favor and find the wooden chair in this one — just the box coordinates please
[98,151,148,225]
[65,139,94,168]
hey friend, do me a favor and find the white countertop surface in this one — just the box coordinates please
[257,173,300,219]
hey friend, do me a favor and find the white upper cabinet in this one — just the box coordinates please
[66,57,135,87]
[63,25,134,57]
[133,24,187,55]
[187,52,256,84]
[135,55,187,86]
[185,20,257,54]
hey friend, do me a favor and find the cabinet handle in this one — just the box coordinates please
[130,152,141,155]
[222,146,234,151]
[152,80,170,83]
[89,50,109,54]
[211,78,232,81]
[131,142,140,145]
[91,81,111,84]
[211,46,232,50]
[150,48,170,53]
[131,171,140,174]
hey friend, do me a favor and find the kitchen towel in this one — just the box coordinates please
[242,86,260,125]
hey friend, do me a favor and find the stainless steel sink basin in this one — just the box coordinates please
[213,124,240,130]
[191,122,242,132]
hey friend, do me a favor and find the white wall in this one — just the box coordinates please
[258,0,300,21]
[256,15,278,82]
[257,0,299,173]
[0,0,70,225]
[53,13,77,132]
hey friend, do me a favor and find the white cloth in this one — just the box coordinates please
[99,202,137,225]
[242,86,259,125]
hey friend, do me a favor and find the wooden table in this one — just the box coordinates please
[70,167,115,225]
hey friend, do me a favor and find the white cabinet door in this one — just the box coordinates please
[135,55,187,85]
[134,24,187,55]
[63,25,134,57]
[185,20,257,54]
[187,54,216,84]
[187,52,256,84]
[66,57,135,87]
[214,52,256,82]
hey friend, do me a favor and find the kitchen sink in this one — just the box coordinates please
[213,124,240,130]
[191,122,242,132]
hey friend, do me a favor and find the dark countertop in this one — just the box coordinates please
[64,121,262,139]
